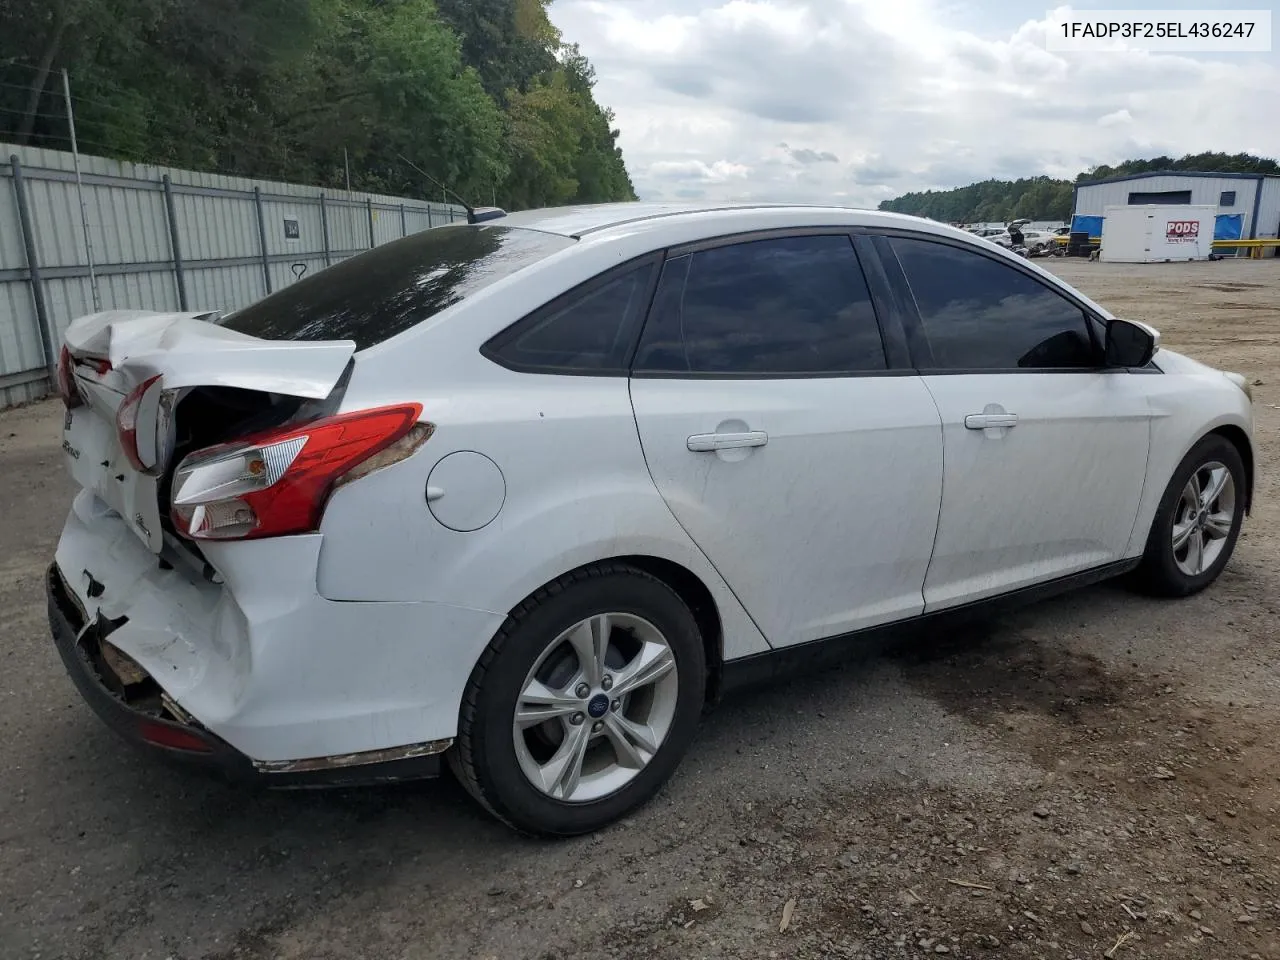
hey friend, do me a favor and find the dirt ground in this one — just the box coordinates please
[3,256,1280,960]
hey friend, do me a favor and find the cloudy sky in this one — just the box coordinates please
[548,0,1279,206]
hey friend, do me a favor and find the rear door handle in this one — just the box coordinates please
[964,413,1018,430]
[687,431,768,452]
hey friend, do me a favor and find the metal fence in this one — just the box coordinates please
[0,143,466,408]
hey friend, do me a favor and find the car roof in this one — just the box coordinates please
[495,202,799,237]
[495,201,969,242]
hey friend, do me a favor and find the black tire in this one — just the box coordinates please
[1134,434,1246,597]
[449,562,706,837]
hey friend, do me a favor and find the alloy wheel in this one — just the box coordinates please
[1171,460,1236,577]
[512,613,679,803]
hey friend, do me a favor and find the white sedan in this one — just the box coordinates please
[49,202,1255,836]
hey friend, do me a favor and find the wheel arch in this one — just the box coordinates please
[1209,424,1254,514]
[502,555,726,706]
[614,555,725,705]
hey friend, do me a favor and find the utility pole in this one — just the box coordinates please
[62,68,99,311]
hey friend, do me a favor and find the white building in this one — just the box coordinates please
[1072,171,1280,254]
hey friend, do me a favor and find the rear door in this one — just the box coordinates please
[872,233,1152,611]
[628,232,944,649]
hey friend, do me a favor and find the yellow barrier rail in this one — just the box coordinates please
[1210,239,1280,259]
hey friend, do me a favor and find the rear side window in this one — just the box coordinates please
[633,234,886,376]
[482,260,657,374]
[220,225,573,350]
[887,237,1097,370]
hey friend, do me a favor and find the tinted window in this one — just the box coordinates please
[633,235,886,375]
[1127,190,1192,205]
[484,261,655,373]
[889,237,1096,370]
[220,225,573,350]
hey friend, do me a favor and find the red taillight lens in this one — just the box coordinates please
[170,403,427,541]
[116,375,162,472]
[57,345,83,409]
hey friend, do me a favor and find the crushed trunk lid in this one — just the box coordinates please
[60,309,356,552]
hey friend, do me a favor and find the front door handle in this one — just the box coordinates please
[687,431,768,452]
[964,413,1018,430]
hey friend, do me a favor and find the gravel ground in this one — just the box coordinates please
[2,257,1279,960]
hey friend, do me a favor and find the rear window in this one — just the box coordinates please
[219,225,574,349]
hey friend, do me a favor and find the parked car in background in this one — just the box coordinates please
[988,224,1057,256]
[49,202,1255,836]
[1019,229,1060,256]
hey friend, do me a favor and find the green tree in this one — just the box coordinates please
[0,0,636,209]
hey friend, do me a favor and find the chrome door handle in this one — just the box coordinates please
[964,413,1018,430]
[687,431,768,452]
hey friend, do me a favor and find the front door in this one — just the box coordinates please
[874,233,1152,611]
[628,233,944,648]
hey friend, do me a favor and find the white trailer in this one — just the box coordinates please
[1099,204,1216,262]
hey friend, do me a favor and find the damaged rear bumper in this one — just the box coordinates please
[47,563,448,788]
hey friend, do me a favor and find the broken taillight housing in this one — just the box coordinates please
[170,403,426,541]
[116,374,162,472]
[57,345,83,410]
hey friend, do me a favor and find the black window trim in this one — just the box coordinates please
[630,227,915,381]
[479,252,664,377]
[862,227,1158,376]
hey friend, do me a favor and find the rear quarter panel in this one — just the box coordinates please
[315,361,772,661]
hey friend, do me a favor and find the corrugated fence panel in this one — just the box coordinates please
[185,264,267,316]
[0,172,27,271]
[326,199,368,254]
[0,278,44,406]
[268,255,329,295]
[178,191,261,262]
[44,270,179,342]
[260,196,325,259]
[0,158,47,404]
[405,208,437,235]
[0,142,463,406]
[372,205,401,246]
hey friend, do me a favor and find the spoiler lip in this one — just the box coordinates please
[63,309,356,400]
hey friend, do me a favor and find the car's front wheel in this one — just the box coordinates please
[450,563,706,836]
[1136,434,1246,597]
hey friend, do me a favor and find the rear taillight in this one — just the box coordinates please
[170,403,427,541]
[57,345,83,409]
[116,375,162,472]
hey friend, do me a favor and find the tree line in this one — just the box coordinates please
[0,0,637,210]
[878,152,1280,223]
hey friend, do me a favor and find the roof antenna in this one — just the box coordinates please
[396,153,505,224]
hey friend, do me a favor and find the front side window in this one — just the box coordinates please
[887,237,1097,370]
[633,234,886,376]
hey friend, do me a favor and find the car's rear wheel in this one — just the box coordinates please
[450,563,706,836]
[1135,434,1246,597]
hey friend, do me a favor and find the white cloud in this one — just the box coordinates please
[550,0,1280,206]
[649,159,751,182]
[1098,109,1134,128]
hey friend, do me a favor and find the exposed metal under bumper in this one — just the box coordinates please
[254,738,454,776]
